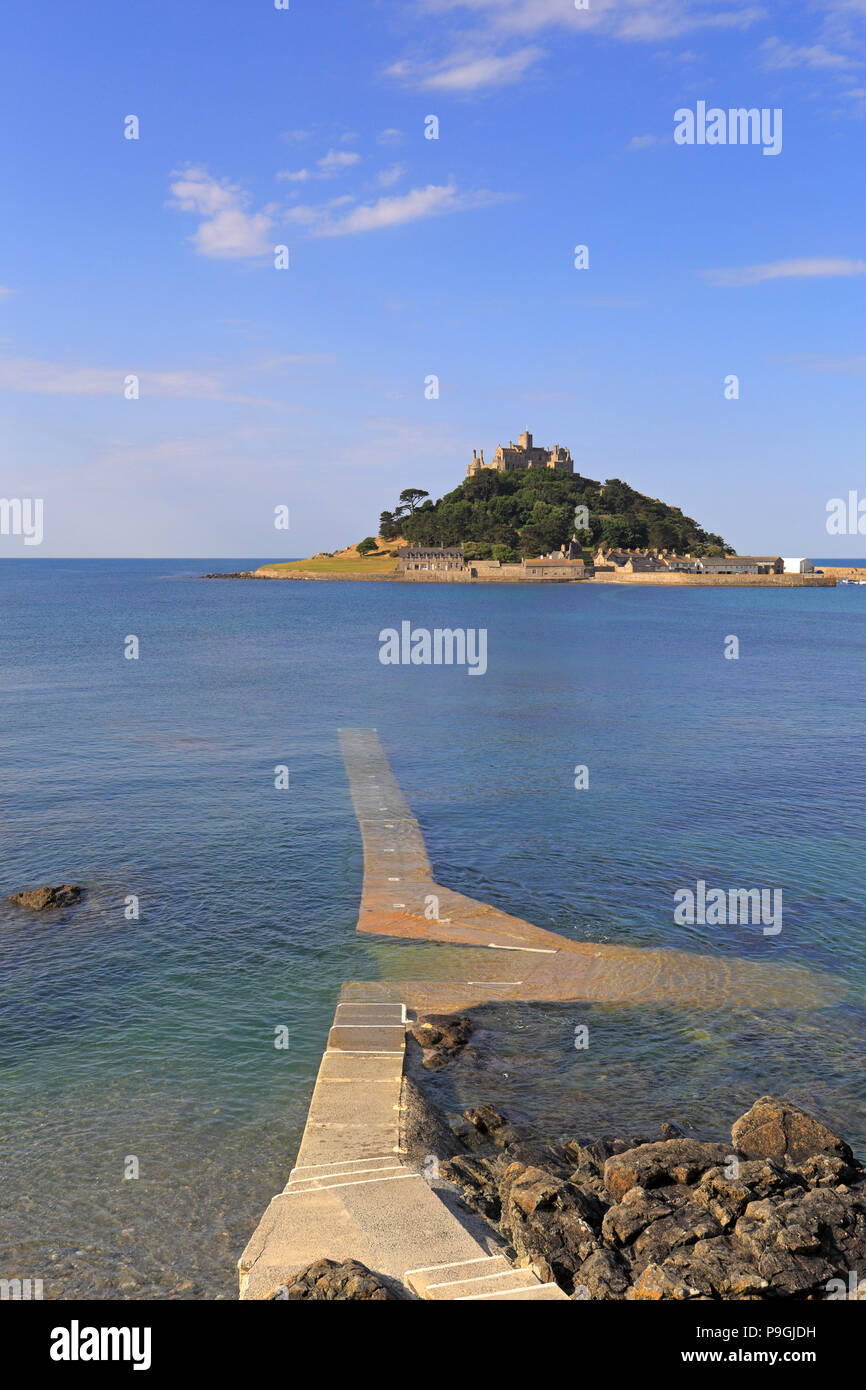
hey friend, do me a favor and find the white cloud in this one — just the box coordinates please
[169,168,274,259]
[317,148,362,176]
[0,286,16,299]
[288,182,506,238]
[415,0,764,42]
[277,149,362,184]
[378,128,405,146]
[760,36,858,69]
[0,356,291,404]
[377,163,406,187]
[387,45,542,90]
[702,257,866,286]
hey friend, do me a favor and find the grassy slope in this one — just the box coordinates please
[256,554,399,575]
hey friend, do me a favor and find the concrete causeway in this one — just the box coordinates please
[238,729,842,1300]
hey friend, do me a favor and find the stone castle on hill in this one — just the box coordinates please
[467,430,574,477]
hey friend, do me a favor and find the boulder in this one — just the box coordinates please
[409,1014,473,1070]
[604,1139,730,1203]
[10,884,83,911]
[268,1259,396,1300]
[731,1096,855,1167]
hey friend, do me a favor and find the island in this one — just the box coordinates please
[205,429,836,586]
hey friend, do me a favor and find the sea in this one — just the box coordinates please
[1,558,864,1298]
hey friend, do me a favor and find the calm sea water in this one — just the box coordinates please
[1,559,865,1299]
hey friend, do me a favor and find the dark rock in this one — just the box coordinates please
[604,1139,730,1203]
[631,1197,724,1269]
[693,1159,799,1229]
[732,1096,854,1168]
[438,1154,501,1221]
[602,1185,685,1247]
[409,1014,473,1070]
[10,884,83,911]
[463,1103,508,1137]
[498,1161,604,1290]
[268,1259,396,1300]
[652,1237,771,1300]
[573,1248,631,1300]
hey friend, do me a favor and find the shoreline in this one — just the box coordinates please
[204,568,839,588]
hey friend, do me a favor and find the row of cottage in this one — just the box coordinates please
[397,546,813,579]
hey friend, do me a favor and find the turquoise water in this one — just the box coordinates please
[1,560,865,1298]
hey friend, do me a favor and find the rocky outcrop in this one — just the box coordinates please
[266,1259,397,1300]
[408,1014,474,1070]
[9,884,83,911]
[423,1076,866,1300]
[732,1095,855,1168]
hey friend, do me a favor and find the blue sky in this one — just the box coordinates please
[2,0,866,557]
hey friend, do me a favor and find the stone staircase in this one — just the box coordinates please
[238,997,567,1301]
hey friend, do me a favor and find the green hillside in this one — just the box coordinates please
[378,470,731,562]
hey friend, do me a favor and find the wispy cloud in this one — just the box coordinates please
[387,44,543,91]
[169,168,274,258]
[701,257,866,286]
[0,356,294,404]
[627,133,665,150]
[288,182,507,237]
[760,36,859,69]
[781,352,866,373]
[377,163,406,187]
[277,148,362,184]
[0,286,16,299]
[415,0,764,42]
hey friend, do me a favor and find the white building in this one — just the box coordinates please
[781,557,814,574]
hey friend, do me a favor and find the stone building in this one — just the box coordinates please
[397,546,466,573]
[595,547,783,576]
[522,558,588,579]
[467,430,574,477]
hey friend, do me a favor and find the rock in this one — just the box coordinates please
[268,1259,396,1300]
[463,1103,509,1137]
[438,1154,501,1221]
[731,1096,854,1168]
[602,1185,684,1247]
[604,1139,730,1203]
[693,1160,799,1228]
[657,1237,771,1300]
[631,1197,724,1269]
[791,1154,858,1188]
[626,1262,703,1300]
[10,884,83,911]
[498,1161,605,1290]
[573,1248,631,1300]
[409,1014,473,1070]
[402,1082,866,1302]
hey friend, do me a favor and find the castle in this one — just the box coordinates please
[467,430,574,477]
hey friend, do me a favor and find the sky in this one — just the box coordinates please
[2,0,866,557]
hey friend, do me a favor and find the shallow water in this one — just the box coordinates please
[1,561,864,1297]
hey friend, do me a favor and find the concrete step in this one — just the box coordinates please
[326,1023,406,1053]
[406,1254,568,1300]
[405,1254,510,1298]
[456,1281,569,1301]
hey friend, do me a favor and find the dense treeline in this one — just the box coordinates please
[379,470,731,561]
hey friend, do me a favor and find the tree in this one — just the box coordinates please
[356,536,378,556]
[379,510,401,541]
[398,488,429,514]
